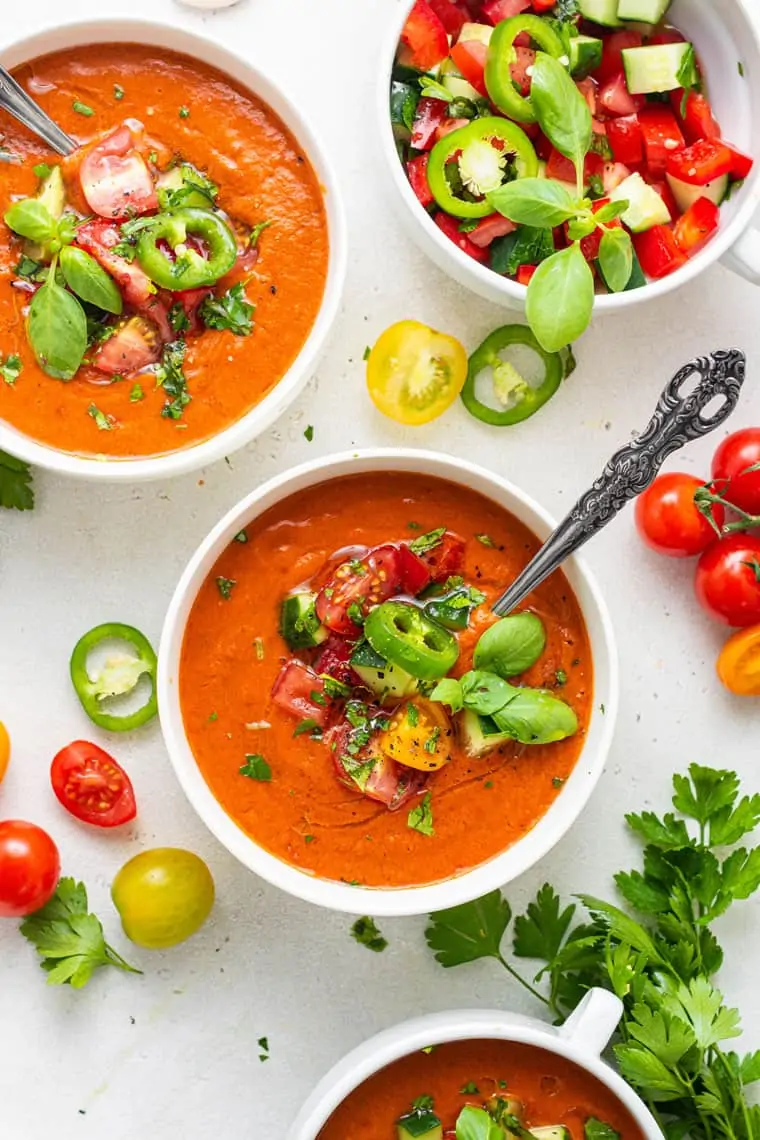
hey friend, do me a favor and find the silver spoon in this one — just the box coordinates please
[492,348,747,616]
[0,66,76,156]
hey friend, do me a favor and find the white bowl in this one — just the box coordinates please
[0,19,347,482]
[378,0,760,307]
[159,448,619,917]
[287,990,662,1140]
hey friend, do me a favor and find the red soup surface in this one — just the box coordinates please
[0,44,328,458]
[179,473,593,888]
[318,1039,645,1140]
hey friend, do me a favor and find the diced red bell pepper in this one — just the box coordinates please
[516,264,537,285]
[670,90,721,144]
[724,143,754,181]
[468,212,517,248]
[434,212,490,263]
[434,117,471,143]
[649,28,686,46]
[595,30,642,86]
[633,225,687,279]
[673,197,721,256]
[606,114,643,166]
[598,73,644,118]
[271,661,332,727]
[407,154,434,210]
[411,98,449,151]
[400,1,449,72]
[665,137,733,186]
[398,544,432,595]
[482,0,529,21]
[450,39,489,97]
[639,105,685,178]
[427,0,469,36]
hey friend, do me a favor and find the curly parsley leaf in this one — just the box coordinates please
[0,450,34,511]
[426,890,511,967]
[200,283,254,336]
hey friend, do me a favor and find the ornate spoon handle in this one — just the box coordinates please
[0,66,77,156]
[492,348,747,617]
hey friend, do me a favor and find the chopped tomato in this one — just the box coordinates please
[673,196,720,256]
[724,143,754,181]
[602,162,631,193]
[510,46,537,97]
[665,138,733,186]
[595,30,642,86]
[482,0,529,22]
[172,287,213,335]
[598,73,644,118]
[314,638,361,688]
[398,545,432,595]
[670,90,721,144]
[401,1,449,72]
[76,220,154,308]
[51,741,137,828]
[545,148,603,185]
[416,530,466,582]
[271,661,331,727]
[649,27,686,46]
[411,98,449,151]
[576,78,598,117]
[331,716,427,810]
[92,315,162,375]
[79,122,158,220]
[434,117,470,142]
[316,545,403,635]
[450,39,489,97]
[468,212,517,248]
[433,211,490,263]
[607,114,643,166]
[427,0,468,35]
[516,264,537,285]
[407,154,434,210]
[639,105,685,177]
[633,225,687,279]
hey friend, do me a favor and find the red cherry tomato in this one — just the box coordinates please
[50,741,137,828]
[315,545,403,635]
[0,821,60,917]
[711,428,760,516]
[634,473,723,558]
[695,535,760,627]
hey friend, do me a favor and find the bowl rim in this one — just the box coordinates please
[0,17,347,482]
[158,447,620,917]
[286,999,664,1140]
[376,0,760,310]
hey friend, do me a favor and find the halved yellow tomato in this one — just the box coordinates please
[366,319,468,426]
[0,722,9,785]
[716,625,760,696]
[380,698,452,771]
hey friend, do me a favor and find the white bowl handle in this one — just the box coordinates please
[721,217,760,285]
[557,988,624,1057]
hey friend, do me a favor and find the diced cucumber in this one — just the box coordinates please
[350,641,386,670]
[617,0,671,22]
[350,642,418,702]
[279,593,328,650]
[459,21,493,46]
[609,172,671,231]
[460,710,513,757]
[598,248,647,291]
[442,73,482,101]
[622,42,693,94]
[666,172,729,213]
[394,53,442,82]
[530,1128,572,1140]
[397,1109,443,1140]
[578,0,622,28]
[568,35,603,78]
[390,81,420,141]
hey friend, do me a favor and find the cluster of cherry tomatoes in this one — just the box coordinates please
[635,428,760,695]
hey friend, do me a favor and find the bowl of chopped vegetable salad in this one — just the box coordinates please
[380,0,760,352]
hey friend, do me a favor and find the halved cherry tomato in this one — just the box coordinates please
[0,820,60,917]
[666,138,733,186]
[331,713,427,810]
[92,315,163,375]
[316,545,404,634]
[398,545,432,595]
[79,123,158,220]
[0,723,9,786]
[380,698,453,771]
[711,428,760,515]
[400,1,449,72]
[417,530,466,581]
[634,473,723,558]
[673,197,720,256]
[695,535,760,627]
[434,212,491,263]
[271,661,332,726]
[406,154,434,210]
[366,319,469,426]
[51,741,137,828]
[716,625,760,696]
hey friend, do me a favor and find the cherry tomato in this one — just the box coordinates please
[51,741,137,828]
[316,544,404,635]
[711,428,760,515]
[380,699,452,772]
[366,320,468,426]
[111,848,214,949]
[417,530,466,581]
[716,625,760,696]
[634,473,723,558]
[0,820,60,917]
[695,535,760,627]
[0,722,9,785]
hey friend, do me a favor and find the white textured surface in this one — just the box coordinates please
[0,1,759,1137]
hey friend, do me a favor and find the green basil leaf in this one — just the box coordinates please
[460,671,513,716]
[4,198,57,243]
[525,243,595,353]
[60,247,123,315]
[492,688,578,745]
[567,215,597,241]
[429,677,464,714]
[456,1105,505,1140]
[598,228,634,295]
[530,52,592,188]
[594,199,628,224]
[27,266,87,380]
[487,178,579,229]
[473,613,546,678]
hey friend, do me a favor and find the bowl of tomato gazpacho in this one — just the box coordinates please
[0,21,345,480]
[160,450,617,915]
[287,991,661,1140]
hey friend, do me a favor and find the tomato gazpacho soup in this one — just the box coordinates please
[179,472,592,888]
[318,1038,645,1140]
[0,44,328,458]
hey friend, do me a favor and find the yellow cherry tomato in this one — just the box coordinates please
[716,625,760,696]
[380,698,452,771]
[112,848,214,950]
[366,319,468,425]
[0,722,9,785]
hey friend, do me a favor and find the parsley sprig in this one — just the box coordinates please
[425,764,760,1140]
[0,449,34,511]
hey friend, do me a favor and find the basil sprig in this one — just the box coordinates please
[530,52,591,197]
[431,669,578,746]
[27,256,88,381]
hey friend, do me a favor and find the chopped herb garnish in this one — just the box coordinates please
[475,533,497,548]
[555,669,568,686]
[179,106,190,119]
[348,559,367,576]
[346,601,365,626]
[351,916,388,953]
[73,100,95,117]
[216,576,236,600]
[322,676,351,699]
[363,346,371,361]
[87,404,113,431]
[293,718,320,738]
[254,637,265,660]
[408,791,434,837]
[407,704,419,727]
[14,254,45,280]
[156,340,191,420]
[303,424,314,442]
[424,727,440,754]
[552,776,566,787]
[239,754,271,782]
[409,526,446,556]
[310,689,327,707]
[249,220,273,248]
[412,1095,435,1112]
[33,163,53,179]
[114,84,125,100]
[484,780,494,789]
[304,834,315,844]
[168,302,191,334]
[148,151,158,165]
[460,1082,480,1095]
[129,383,144,403]
[0,354,22,387]
[407,521,422,530]
[738,61,745,77]
[199,283,254,337]
[257,1036,269,1061]
[234,530,248,543]
[208,711,218,722]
